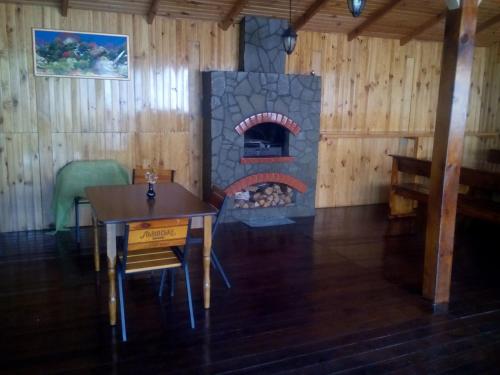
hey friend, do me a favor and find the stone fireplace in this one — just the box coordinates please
[203,16,321,223]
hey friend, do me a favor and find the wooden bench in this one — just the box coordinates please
[389,155,500,223]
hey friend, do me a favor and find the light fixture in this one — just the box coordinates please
[347,0,367,17]
[445,0,460,10]
[282,0,297,55]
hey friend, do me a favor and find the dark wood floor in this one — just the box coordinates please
[1,205,500,374]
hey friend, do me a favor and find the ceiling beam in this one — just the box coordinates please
[400,11,446,46]
[219,0,249,31]
[147,0,161,24]
[348,0,404,41]
[61,0,69,17]
[477,13,500,33]
[292,0,330,31]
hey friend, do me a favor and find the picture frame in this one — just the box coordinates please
[32,28,130,80]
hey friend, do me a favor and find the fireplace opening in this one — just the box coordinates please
[234,182,295,209]
[244,123,289,158]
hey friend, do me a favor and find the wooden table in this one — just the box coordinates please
[85,182,217,326]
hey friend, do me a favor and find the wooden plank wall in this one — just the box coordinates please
[0,3,238,232]
[0,3,499,232]
[286,32,500,207]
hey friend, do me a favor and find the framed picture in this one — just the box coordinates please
[32,28,130,80]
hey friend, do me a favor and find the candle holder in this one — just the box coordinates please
[145,170,158,199]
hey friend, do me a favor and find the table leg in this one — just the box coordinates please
[106,223,117,326]
[92,215,100,272]
[203,215,213,309]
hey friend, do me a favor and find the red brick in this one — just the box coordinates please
[225,172,308,195]
[234,113,302,137]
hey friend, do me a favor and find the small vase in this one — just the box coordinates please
[147,183,156,199]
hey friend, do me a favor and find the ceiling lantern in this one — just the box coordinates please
[282,0,297,55]
[347,0,367,17]
[282,26,297,55]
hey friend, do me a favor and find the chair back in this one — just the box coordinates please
[207,186,227,236]
[132,167,175,184]
[123,218,190,266]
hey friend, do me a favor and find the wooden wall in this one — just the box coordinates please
[0,3,499,232]
[286,33,500,208]
[0,3,238,232]
[481,42,500,138]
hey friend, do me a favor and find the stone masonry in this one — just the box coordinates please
[202,16,322,223]
[239,16,288,74]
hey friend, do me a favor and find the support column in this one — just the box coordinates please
[423,0,479,304]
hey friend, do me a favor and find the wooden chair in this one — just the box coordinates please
[132,167,175,184]
[117,218,195,342]
[161,186,231,291]
[84,167,174,271]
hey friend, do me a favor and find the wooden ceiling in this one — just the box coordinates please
[4,0,500,46]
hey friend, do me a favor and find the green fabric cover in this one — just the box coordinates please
[53,160,129,232]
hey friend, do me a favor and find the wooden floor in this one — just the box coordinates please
[1,205,500,374]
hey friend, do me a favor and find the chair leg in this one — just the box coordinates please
[117,268,127,342]
[92,216,100,272]
[75,199,80,244]
[211,250,231,289]
[159,270,167,298]
[170,269,175,297]
[183,265,195,329]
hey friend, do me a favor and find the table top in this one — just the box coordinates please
[85,183,217,224]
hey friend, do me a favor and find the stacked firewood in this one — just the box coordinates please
[234,183,294,209]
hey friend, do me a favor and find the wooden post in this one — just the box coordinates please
[203,215,213,309]
[423,0,479,305]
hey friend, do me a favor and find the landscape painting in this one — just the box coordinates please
[33,29,130,80]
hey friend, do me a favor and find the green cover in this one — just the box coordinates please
[53,160,129,232]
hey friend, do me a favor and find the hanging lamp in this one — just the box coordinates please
[282,0,297,55]
[347,0,366,17]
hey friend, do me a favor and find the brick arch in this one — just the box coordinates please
[225,173,307,195]
[234,113,301,135]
